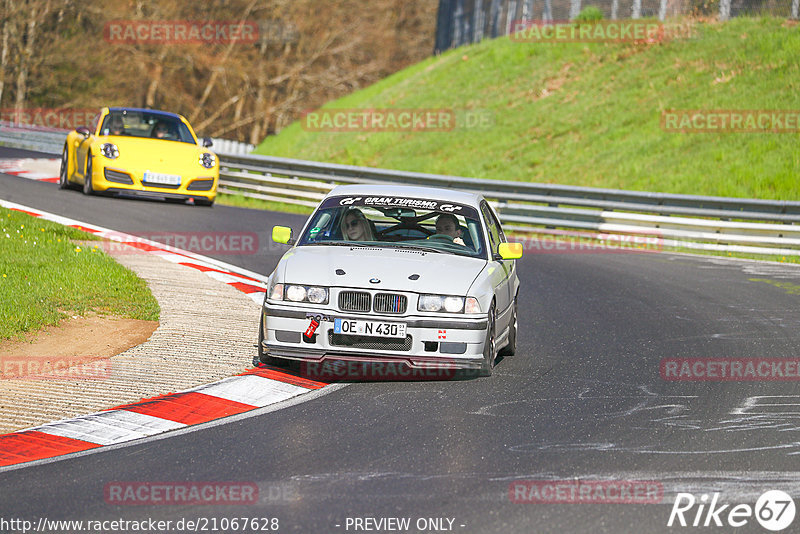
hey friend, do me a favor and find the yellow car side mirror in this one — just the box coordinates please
[272,226,293,244]
[498,242,522,259]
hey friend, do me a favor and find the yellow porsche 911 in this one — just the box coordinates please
[59,107,218,206]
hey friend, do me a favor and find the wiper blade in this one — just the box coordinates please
[302,241,443,253]
[380,243,442,254]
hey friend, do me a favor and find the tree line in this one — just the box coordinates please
[0,0,435,143]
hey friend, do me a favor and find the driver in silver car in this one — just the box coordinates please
[341,208,375,241]
[433,213,466,246]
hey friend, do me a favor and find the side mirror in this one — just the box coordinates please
[76,127,91,138]
[202,137,213,147]
[272,226,293,245]
[498,242,523,260]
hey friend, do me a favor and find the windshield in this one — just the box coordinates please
[99,110,196,144]
[297,195,487,259]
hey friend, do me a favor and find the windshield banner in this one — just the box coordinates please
[322,196,479,218]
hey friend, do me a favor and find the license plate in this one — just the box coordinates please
[333,318,407,338]
[143,171,181,186]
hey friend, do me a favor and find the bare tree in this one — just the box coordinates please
[15,0,52,115]
[9,0,436,142]
[0,0,12,108]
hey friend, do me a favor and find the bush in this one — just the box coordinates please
[575,6,604,22]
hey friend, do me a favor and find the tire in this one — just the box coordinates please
[58,145,71,190]
[257,313,286,367]
[82,153,94,195]
[499,297,517,357]
[194,197,215,207]
[479,304,496,377]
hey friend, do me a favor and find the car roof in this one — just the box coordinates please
[107,107,184,121]
[326,184,485,207]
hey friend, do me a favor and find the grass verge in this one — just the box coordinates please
[0,207,160,340]
[255,16,800,201]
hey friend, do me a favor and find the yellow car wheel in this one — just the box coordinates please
[58,145,72,190]
[82,154,94,196]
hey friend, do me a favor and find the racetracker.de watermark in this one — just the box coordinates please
[301,108,495,132]
[100,232,258,255]
[0,356,111,380]
[1,108,96,130]
[661,358,800,381]
[104,482,258,505]
[509,231,663,254]
[510,19,663,43]
[103,20,259,44]
[509,480,663,504]
[300,360,461,381]
[302,109,455,132]
[661,110,800,133]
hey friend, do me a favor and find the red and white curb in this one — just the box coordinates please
[0,367,327,467]
[0,158,60,183]
[0,199,330,468]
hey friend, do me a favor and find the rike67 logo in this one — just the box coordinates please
[668,491,795,531]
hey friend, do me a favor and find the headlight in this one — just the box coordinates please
[418,294,479,313]
[307,287,328,303]
[286,285,307,302]
[277,284,329,304]
[101,143,119,159]
[199,152,216,169]
[418,295,444,312]
[444,296,464,313]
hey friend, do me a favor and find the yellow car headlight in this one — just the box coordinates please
[199,152,216,169]
[101,143,120,159]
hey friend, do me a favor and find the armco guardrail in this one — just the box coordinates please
[2,123,799,256]
[218,153,800,256]
[0,122,253,156]
[0,122,66,153]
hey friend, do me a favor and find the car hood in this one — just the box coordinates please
[94,136,209,171]
[280,245,486,294]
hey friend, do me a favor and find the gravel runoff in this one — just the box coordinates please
[0,243,262,434]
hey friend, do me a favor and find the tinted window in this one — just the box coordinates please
[297,196,486,259]
[100,111,196,144]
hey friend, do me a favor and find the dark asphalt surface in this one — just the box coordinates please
[2,147,800,533]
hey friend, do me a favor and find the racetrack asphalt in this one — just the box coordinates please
[2,147,800,533]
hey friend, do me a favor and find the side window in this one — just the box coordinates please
[487,204,507,244]
[481,203,501,256]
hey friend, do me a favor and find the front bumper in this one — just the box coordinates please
[261,303,488,371]
[90,161,217,202]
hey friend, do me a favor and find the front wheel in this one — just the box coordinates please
[479,305,496,377]
[499,297,517,357]
[58,145,71,190]
[82,154,94,195]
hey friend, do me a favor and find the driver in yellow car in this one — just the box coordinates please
[152,121,170,139]
[109,115,125,136]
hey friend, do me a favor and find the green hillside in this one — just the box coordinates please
[255,17,799,200]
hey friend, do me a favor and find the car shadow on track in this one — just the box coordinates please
[250,353,504,383]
